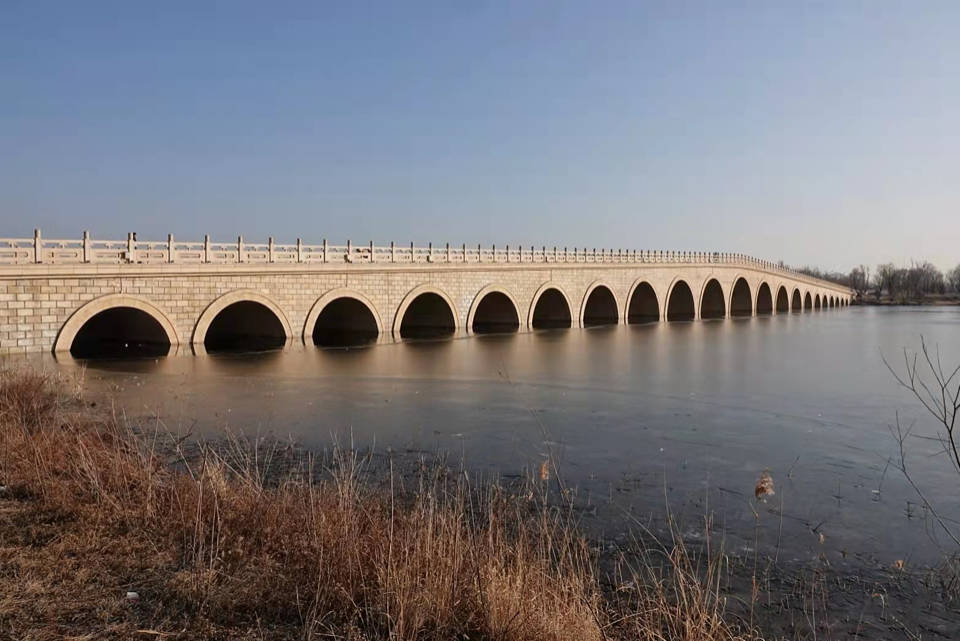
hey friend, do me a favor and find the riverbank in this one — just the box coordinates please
[853,294,960,306]
[1,366,957,639]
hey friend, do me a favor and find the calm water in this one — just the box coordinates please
[25,306,960,566]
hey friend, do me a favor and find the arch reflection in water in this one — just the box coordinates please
[70,307,171,358]
[204,301,287,352]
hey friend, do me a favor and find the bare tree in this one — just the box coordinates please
[849,265,870,299]
[949,264,960,294]
[883,337,960,546]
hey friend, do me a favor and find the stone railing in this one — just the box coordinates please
[0,230,846,289]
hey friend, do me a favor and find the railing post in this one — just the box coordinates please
[428,242,433,262]
[462,243,466,262]
[506,244,510,262]
[369,240,375,263]
[268,236,275,263]
[168,233,175,263]
[297,237,303,263]
[33,229,42,263]
[410,241,415,262]
[323,239,328,263]
[446,242,451,262]
[127,232,137,263]
[477,243,482,262]
[204,234,211,263]
[518,244,522,263]
[492,244,496,262]
[237,235,244,263]
[82,230,90,263]
[391,241,396,262]
[346,239,352,262]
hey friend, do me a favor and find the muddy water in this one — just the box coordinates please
[25,306,960,566]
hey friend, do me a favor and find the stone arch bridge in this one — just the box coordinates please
[0,232,851,356]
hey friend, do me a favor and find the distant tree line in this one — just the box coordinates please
[847,262,960,301]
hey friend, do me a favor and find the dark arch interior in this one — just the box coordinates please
[815,295,821,310]
[312,297,379,347]
[791,290,802,312]
[205,301,286,352]
[730,279,752,317]
[531,289,572,329]
[627,282,659,324]
[700,279,726,320]
[399,293,456,339]
[756,283,773,315]
[804,292,812,311]
[472,292,519,334]
[583,286,619,327]
[667,281,695,321]
[776,287,789,313]
[70,307,171,358]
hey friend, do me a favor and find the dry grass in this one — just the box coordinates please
[0,367,760,641]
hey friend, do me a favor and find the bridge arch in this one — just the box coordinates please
[528,282,574,330]
[756,282,773,315]
[393,284,459,339]
[791,288,802,312]
[54,293,180,356]
[804,292,813,312]
[666,278,696,322]
[625,279,660,324]
[468,285,521,334]
[729,276,752,317]
[775,285,789,313]
[814,294,821,310]
[699,277,726,320]
[580,281,620,327]
[193,289,292,352]
[303,288,382,347]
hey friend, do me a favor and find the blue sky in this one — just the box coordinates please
[2,1,957,271]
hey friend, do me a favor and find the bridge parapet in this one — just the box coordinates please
[1,230,841,290]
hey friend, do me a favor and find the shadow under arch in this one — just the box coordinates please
[468,285,521,334]
[756,282,773,315]
[699,277,726,320]
[528,282,573,330]
[304,288,383,347]
[791,288,802,312]
[193,289,293,352]
[54,293,180,358]
[729,277,752,317]
[580,281,620,327]
[776,286,789,313]
[625,279,660,324]
[804,291,813,312]
[393,284,459,340]
[666,279,695,321]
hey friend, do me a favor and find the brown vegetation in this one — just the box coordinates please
[0,368,758,641]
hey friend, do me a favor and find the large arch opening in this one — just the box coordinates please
[700,279,726,320]
[667,281,695,322]
[730,278,752,317]
[804,292,813,312]
[204,301,287,352]
[582,285,619,327]
[399,293,456,339]
[814,294,821,310]
[312,297,379,347]
[69,307,171,358]
[627,282,660,324]
[531,288,572,329]
[471,291,520,334]
[791,289,802,313]
[756,283,773,315]
[776,286,789,313]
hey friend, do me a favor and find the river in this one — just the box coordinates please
[18,305,960,568]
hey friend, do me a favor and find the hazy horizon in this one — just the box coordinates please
[3,2,958,272]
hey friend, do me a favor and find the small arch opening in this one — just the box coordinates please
[532,289,572,329]
[804,292,813,312]
[776,286,789,313]
[627,282,659,324]
[399,293,456,339]
[667,281,695,321]
[730,278,752,317]
[814,294,821,310]
[312,297,379,347]
[700,279,726,320]
[791,289,802,313]
[70,307,171,358]
[756,283,773,315]
[583,286,619,327]
[472,292,519,334]
[204,301,287,352]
